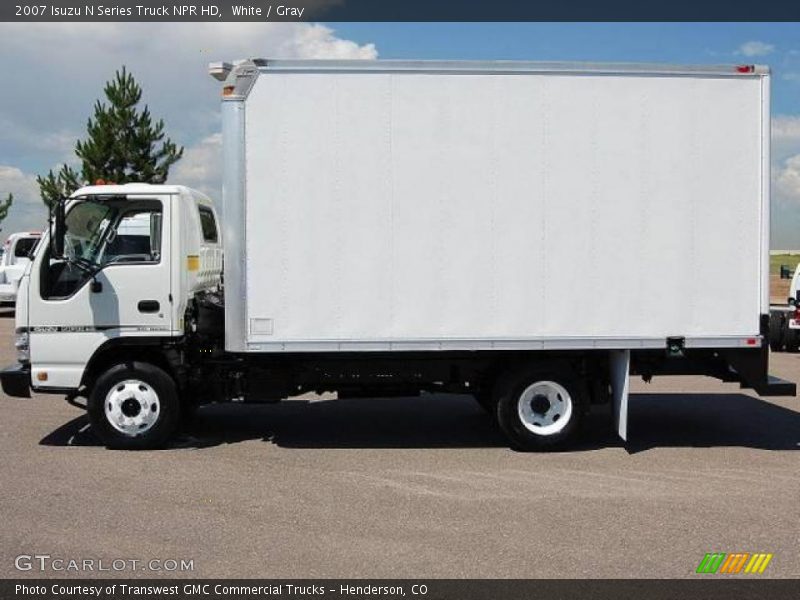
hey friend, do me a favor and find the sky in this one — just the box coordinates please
[2,22,800,247]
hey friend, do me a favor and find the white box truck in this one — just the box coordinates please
[1,59,794,450]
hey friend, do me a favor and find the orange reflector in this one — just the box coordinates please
[187,255,199,272]
[36,372,48,382]
[223,85,236,96]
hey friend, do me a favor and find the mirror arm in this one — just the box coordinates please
[51,196,67,260]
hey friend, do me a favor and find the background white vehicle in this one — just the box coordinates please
[0,59,794,450]
[0,232,41,304]
[768,262,800,351]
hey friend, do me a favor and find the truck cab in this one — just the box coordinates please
[1,184,222,447]
[0,231,41,304]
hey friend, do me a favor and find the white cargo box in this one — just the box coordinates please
[220,60,770,353]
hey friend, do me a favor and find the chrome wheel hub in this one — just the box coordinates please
[517,380,573,436]
[104,379,160,436]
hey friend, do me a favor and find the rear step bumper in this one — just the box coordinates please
[754,375,796,397]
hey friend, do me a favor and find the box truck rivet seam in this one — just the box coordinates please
[0,58,794,450]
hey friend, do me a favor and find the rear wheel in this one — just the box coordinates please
[496,366,585,450]
[785,321,800,353]
[768,312,785,352]
[88,361,180,450]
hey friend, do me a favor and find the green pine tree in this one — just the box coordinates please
[0,193,12,230]
[37,67,184,210]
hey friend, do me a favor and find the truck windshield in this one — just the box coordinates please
[64,200,116,266]
[42,198,163,300]
[63,199,162,266]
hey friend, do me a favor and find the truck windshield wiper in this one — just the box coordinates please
[66,255,99,277]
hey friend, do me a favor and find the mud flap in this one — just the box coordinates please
[610,349,630,441]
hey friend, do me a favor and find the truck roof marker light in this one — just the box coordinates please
[223,85,236,97]
[208,61,232,82]
[95,178,106,185]
[736,65,755,74]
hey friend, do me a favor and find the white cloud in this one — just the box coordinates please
[772,115,800,141]
[775,154,800,203]
[0,22,377,228]
[169,133,222,198]
[278,24,377,59]
[0,118,76,158]
[771,115,800,167]
[0,165,49,235]
[0,22,377,182]
[736,41,775,57]
[0,166,38,203]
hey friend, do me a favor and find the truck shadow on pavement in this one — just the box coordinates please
[39,392,800,452]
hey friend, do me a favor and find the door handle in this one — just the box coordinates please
[138,300,160,313]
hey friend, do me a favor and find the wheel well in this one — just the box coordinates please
[486,352,610,405]
[80,340,181,393]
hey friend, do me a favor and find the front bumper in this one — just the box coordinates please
[0,363,30,398]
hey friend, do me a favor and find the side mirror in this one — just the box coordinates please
[780,264,793,280]
[52,199,66,259]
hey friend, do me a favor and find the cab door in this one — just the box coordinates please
[27,195,174,390]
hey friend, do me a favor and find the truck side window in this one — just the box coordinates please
[103,209,162,265]
[198,206,218,243]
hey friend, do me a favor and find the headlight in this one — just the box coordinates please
[14,330,29,363]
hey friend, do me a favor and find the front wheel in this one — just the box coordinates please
[88,361,180,450]
[496,367,585,450]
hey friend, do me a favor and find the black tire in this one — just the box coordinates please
[785,322,800,353]
[88,361,180,450]
[495,365,585,451]
[769,312,785,352]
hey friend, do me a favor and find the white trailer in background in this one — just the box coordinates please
[0,232,41,304]
[1,59,794,450]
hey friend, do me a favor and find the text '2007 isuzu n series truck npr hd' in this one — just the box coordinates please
[1,59,794,450]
